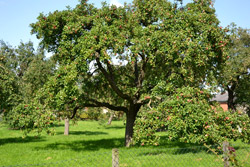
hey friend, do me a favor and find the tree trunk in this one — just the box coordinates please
[64,118,69,135]
[125,104,140,147]
[247,110,250,118]
[107,112,114,125]
[228,87,236,111]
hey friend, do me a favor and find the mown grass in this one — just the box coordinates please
[0,120,249,167]
[0,120,125,166]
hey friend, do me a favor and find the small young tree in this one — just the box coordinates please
[36,63,80,135]
[5,102,55,136]
[31,0,229,146]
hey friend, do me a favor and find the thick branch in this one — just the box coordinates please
[105,60,114,80]
[83,99,128,113]
[88,98,128,113]
[88,68,99,77]
[70,106,80,119]
[134,58,139,86]
[137,53,146,88]
[95,54,132,102]
[133,53,147,100]
[79,94,128,113]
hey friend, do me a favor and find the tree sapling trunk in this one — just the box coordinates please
[107,112,114,125]
[64,117,69,135]
[228,87,236,111]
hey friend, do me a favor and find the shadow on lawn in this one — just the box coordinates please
[35,137,215,155]
[50,124,64,128]
[104,125,125,130]
[156,136,207,154]
[56,131,108,136]
[34,137,124,152]
[159,136,202,148]
[0,136,46,146]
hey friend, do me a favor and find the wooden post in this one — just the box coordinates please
[112,148,119,167]
[223,141,230,167]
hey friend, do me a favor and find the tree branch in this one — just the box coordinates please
[95,53,132,102]
[79,93,128,113]
[105,60,114,80]
[87,98,128,113]
[134,57,139,86]
[90,99,128,113]
[70,106,80,119]
[133,53,147,100]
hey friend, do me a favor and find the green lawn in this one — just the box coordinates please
[0,120,249,167]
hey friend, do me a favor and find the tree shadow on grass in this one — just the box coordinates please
[50,124,64,128]
[104,126,125,130]
[133,145,217,157]
[34,137,124,152]
[159,136,202,148]
[171,146,207,155]
[152,135,210,155]
[0,136,46,146]
[56,131,108,136]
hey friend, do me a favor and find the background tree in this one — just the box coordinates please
[31,0,229,147]
[1,40,55,102]
[220,24,250,113]
[21,49,55,102]
[36,63,80,135]
[15,41,36,78]
[0,41,20,114]
[14,41,55,102]
[1,40,55,132]
[0,40,17,71]
[236,74,250,117]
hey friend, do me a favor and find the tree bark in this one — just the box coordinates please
[228,87,236,111]
[107,112,114,125]
[125,104,140,147]
[64,118,69,135]
[247,110,250,118]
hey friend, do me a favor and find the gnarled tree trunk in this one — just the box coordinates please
[64,117,69,135]
[125,104,140,147]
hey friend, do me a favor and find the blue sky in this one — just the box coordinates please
[0,0,250,49]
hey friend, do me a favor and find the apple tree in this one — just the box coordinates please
[133,87,250,146]
[31,0,229,146]
[220,24,250,113]
[35,63,81,135]
[0,41,20,114]
[0,40,56,135]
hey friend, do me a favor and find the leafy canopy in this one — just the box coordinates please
[220,24,250,112]
[30,0,230,146]
[1,40,55,135]
[134,87,250,146]
[30,0,229,107]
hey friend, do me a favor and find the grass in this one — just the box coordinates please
[0,120,249,167]
[0,120,124,166]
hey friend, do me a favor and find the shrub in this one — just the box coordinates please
[5,102,55,136]
[133,87,250,146]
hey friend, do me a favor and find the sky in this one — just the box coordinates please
[0,0,250,49]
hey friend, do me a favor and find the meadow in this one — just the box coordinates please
[0,120,249,167]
